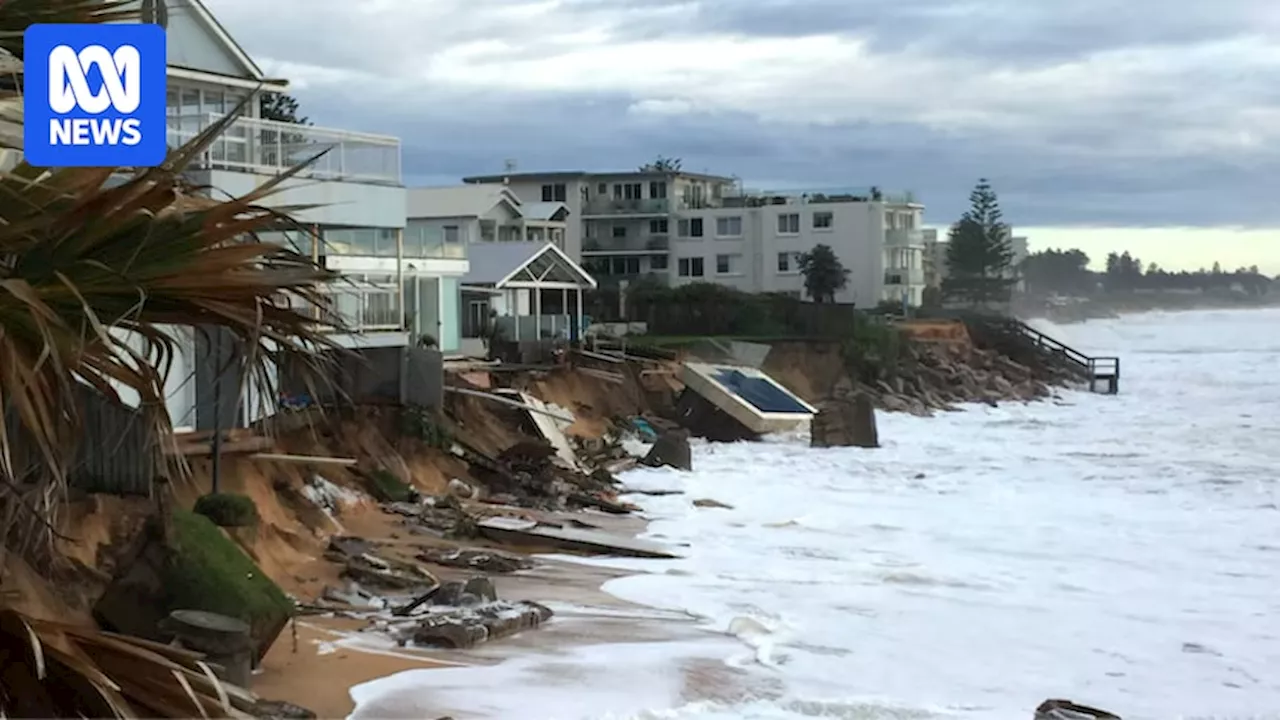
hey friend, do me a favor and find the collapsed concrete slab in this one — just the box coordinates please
[677,362,817,441]
[477,516,678,559]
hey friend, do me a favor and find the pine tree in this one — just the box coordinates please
[797,243,850,303]
[942,179,1015,306]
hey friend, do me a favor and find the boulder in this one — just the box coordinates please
[640,429,693,471]
[810,393,879,448]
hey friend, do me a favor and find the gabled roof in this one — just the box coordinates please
[182,0,265,78]
[519,202,570,222]
[463,242,597,289]
[407,185,522,220]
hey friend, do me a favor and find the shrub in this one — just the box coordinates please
[192,492,259,527]
[365,468,412,503]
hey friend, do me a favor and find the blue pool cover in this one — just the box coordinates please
[710,369,811,414]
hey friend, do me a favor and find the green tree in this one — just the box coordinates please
[259,92,309,124]
[639,155,682,172]
[942,179,1015,306]
[797,243,849,303]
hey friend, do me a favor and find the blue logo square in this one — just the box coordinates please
[23,24,167,168]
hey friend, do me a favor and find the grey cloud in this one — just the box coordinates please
[203,0,1280,229]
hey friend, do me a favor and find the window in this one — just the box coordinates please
[609,257,640,275]
[777,213,800,234]
[715,254,741,275]
[612,226,627,238]
[649,219,669,234]
[650,255,669,270]
[777,252,794,273]
[649,181,667,199]
[716,216,743,237]
[677,218,704,238]
[813,212,833,230]
[541,183,566,202]
[614,183,642,200]
[597,183,607,195]
[678,257,705,277]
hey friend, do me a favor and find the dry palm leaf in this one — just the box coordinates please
[0,607,265,718]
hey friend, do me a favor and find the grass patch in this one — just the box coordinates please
[164,510,293,654]
[192,492,259,527]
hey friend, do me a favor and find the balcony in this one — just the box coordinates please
[582,197,671,216]
[885,229,925,246]
[293,281,402,333]
[582,235,670,255]
[884,267,926,286]
[167,113,401,185]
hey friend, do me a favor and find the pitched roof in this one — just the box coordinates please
[407,185,520,219]
[463,242,596,289]
[519,201,570,221]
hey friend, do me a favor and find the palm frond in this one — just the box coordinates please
[0,607,266,718]
[0,111,347,573]
[0,0,140,61]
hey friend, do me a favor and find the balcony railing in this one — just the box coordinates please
[167,113,401,185]
[582,197,671,215]
[582,235,671,255]
[886,229,925,246]
[884,268,926,286]
[291,282,402,333]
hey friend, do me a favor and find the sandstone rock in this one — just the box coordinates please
[810,393,878,448]
[641,429,692,471]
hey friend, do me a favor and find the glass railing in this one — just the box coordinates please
[885,229,925,246]
[582,197,671,215]
[167,113,401,184]
[582,235,670,254]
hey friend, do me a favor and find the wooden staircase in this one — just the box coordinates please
[1013,320,1120,394]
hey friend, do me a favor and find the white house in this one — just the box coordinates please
[406,185,570,248]
[0,0,469,429]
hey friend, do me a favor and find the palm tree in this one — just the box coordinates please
[0,3,346,715]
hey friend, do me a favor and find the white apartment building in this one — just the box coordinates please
[671,190,927,307]
[460,169,736,274]
[4,0,469,429]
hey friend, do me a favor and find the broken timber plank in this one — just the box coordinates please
[477,516,678,559]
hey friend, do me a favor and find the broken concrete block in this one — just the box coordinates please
[810,393,879,448]
[640,429,692,471]
[463,576,498,603]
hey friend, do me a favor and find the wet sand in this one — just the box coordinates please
[250,503,712,718]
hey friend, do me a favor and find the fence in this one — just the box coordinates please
[4,385,155,497]
[276,345,442,410]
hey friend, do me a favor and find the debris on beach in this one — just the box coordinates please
[1034,699,1121,719]
[477,515,679,559]
[325,536,439,592]
[640,428,692,471]
[416,546,534,573]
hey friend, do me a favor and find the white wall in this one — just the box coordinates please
[191,169,406,229]
[107,325,198,431]
[671,201,924,306]
[492,180,587,259]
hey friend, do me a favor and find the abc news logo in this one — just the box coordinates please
[23,24,166,167]
[48,44,144,146]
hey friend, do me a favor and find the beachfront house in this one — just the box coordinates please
[458,242,597,358]
[1,1,467,429]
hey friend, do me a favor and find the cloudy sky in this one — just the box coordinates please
[208,0,1280,273]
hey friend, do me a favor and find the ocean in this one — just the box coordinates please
[350,308,1280,719]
